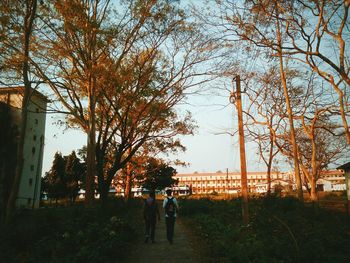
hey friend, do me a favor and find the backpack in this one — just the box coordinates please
[165,197,176,217]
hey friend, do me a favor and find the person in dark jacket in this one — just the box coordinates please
[143,191,160,243]
[163,188,179,244]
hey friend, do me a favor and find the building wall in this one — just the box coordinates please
[336,162,350,201]
[0,87,47,208]
[174,171,293,194]
[174,170,346,195]
[318,170,346,192]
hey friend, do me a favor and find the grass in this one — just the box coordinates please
[2,194,349,263]
[179,196,350,263]
[0,198,143,263]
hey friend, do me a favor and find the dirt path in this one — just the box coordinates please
[120,203,202,263]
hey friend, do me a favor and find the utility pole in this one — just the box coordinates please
[230,75,249,225]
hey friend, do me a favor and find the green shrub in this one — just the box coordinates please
[181,197,350,263]
[0,199,141,263]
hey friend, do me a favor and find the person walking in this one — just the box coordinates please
[143,191,160,243]
[163,188,179,244]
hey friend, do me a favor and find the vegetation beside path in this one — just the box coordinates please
[180,197,350,263]
[2,196,350,263]
[0,197,207,263]
[0,199,142,263]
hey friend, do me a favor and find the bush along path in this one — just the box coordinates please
[0,199,140,263]
[120,200,204,263]
[179,197,350,263]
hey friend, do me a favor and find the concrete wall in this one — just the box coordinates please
[0,87,47,208]
[18,94,47,208]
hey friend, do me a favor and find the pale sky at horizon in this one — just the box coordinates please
[40,0,285,176]
[41,85,273,177]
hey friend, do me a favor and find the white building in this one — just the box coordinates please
[317,170,346,191]
[174,171,294,194]
[0,86,48,208]
[337,162,350,204]
[174,169,346,195]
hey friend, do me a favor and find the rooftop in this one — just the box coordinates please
[0,86,49,102]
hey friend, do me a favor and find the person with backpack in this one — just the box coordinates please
[143,191,160,243]
[163,188,179,244]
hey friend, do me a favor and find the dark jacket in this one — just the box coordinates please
[143,197,160,221]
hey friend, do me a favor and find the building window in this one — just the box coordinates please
[30,165,34,171]
[33,135,37,141]
[29,178,33,186]
[35,119,38,125]
[36,108,39,113]
[32,147,36,155]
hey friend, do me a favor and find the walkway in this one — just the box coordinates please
[120,203,203,263]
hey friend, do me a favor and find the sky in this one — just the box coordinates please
[40,0,275,176]
[41,83,269,177]
[13,0,346,177]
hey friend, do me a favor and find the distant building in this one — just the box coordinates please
[174,171,294,194]
[174,170,346,195]
[336,162,350,202]
[0,86,48,208]
[317,170,346,191]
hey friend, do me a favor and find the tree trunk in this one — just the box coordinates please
[266,162,272,196]
[84,0,99,207]
[304,175,311,195]
[333,84,350,144]
[5,0,37,224]
[266,131,274,196]
[310,139,318,202]
[96,151,107,203]
[279,68,303,200]
[99,180,109,204]
[123,147,133,202]
[310,177,318,202]
[276,18,303,202]
[124,169,132,202]
[85,110,96,206]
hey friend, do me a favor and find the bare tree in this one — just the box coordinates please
[30,0,113,206]
[0,0,38,223]
[30,0,214,206]
[205,0,304,199]
[280,0,350,143]
[269,70,347,201]
[245,66,286,195]
[293,76,348,201]
[93,1,212,201]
